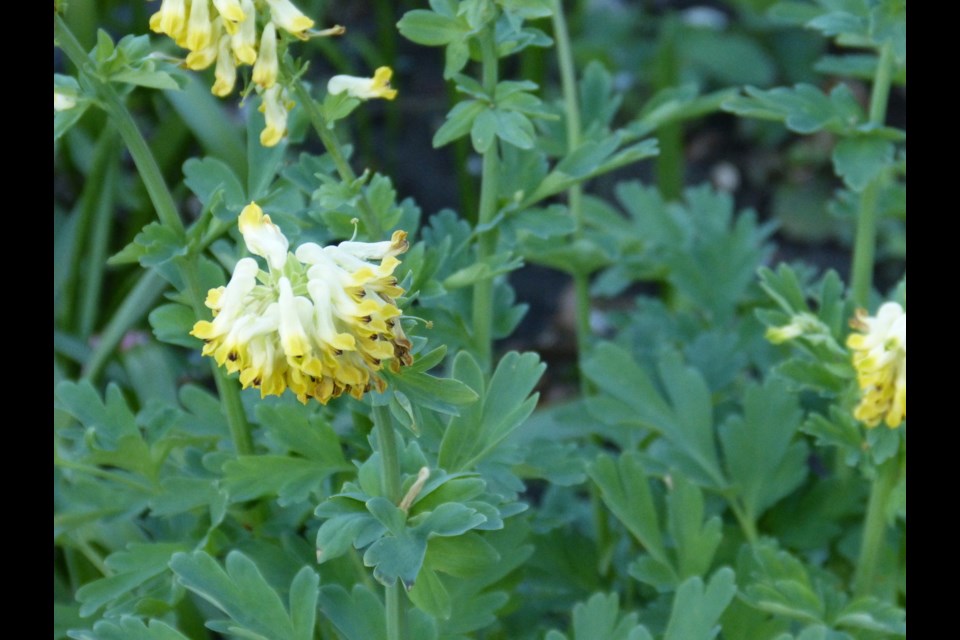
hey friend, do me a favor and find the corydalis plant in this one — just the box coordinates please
[191,203,413,403]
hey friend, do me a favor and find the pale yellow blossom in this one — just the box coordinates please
[327,66,398,101]
[252,22,279,89]
[848,302,906,428]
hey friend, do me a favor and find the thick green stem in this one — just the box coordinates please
[850,41,894,306]
[472,28,501,371]
[552,3,582,157]
[79,148,118,337]
[56,15,253,454]
[293,79,384,238]
[851,180,880,306]
[553,3,612,569]
[450,75,479,222]
[853,449,900,597]
[374,405,402,501]
[373,404,405,640]
[385,585,404,640]
[654,18,683,201]
[552,1,593,384]
[868,43,894,126]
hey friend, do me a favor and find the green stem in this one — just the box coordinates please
[853,447,900,597]
[850,41,894,307]
[293,79,384,238]
[374,405,402,501]
[294,80,357,181]
[850,180,880,306]
[81,271,166,381]
[181,259,254,456]
[472,28,501,371]
[654,18,683,201]
[373,404,405,640]
[56,15,253,455]
[552,2,582,158]
[59,127,117,333]
[451,74,479,222]
[385,585,404,640]
[79,145,119,337]
[554,3,612,571]
[74,537,111,577]
[55,16,185,238]
[868,43,894,126]
[728,499,759,546]
[552,1,593,389]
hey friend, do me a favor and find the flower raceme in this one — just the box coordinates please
[148,0,342,146]
[847,302,906,428]
[150,0,316,68]
[191,203,414,404]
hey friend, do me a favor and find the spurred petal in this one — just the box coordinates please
[238,202,289,269]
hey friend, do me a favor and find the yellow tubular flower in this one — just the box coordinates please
[191,257,260,345]
[230,0,258,65]
[191,204,414,404]
[185,18,222,70]
[252,22,279,88]
[150,0,187,40]
[258,85,290,147]
[265,0,315,38]
[211,35,237,97]
[238,202,289,269]
[327,66,398,101]
[847,302,906,428]
[185,0,214,51]
[211,0,245,29]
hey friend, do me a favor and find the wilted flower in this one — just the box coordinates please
[327,66,398,101]
[847,302,906,428]
[191,203,413,404]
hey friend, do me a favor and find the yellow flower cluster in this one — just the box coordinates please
[149,0,329,146]
[191,203,414,404]
[847,302,906,428]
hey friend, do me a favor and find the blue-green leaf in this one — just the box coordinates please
[170,551,316,640]
[398,10,469,46]
[68,617,191,640]
[439,351,544,471]
[662,568,737,640]
[832,135,895,191]
[720,378,808,521]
